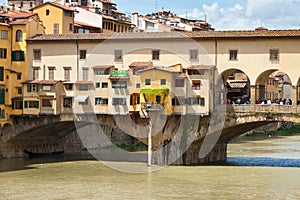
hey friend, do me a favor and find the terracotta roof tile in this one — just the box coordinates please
[27,29,300,42]
[141,66,181,73]
[74,21,101,29]
[9,19,29,25]
[75,81,93,84]
[129,61,153,68]
[22,80,63,84]
[30,2,77,12]
[0,12,36,19]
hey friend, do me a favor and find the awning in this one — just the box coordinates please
[75,95,88,102]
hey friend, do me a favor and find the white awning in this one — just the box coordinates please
[75,95,88,102]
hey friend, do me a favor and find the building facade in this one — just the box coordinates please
[0,11,44,126]
[18,30,300,120]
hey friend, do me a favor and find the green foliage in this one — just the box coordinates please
[247,124,300,137]
[140,88,169,95]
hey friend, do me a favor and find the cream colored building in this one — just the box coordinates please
[26,30,300,117]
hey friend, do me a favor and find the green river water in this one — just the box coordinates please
[0,135,300,200]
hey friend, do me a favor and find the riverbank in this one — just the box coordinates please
[246,124,300,137]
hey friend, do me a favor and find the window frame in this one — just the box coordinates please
[152,50,160,60]
[229,49,238,61]
[114,50,123,62]
[33,49,41,60]
[189,49,198,61]
[270,49,279,61]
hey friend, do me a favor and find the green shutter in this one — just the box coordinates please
[0,89,5,104]
[35,101,39,108]
[21,51,25,61]
[12,51,16,61]
[24,101,28,108]
[0,67,3,81]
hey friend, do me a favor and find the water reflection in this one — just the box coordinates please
[228,157,300,167]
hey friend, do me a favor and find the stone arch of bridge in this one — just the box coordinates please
[220,68,251,104]
[255,69,293,103]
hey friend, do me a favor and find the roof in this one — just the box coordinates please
[228,82,247,88]
[26,29,300,42]
[75,81,93,84]
[129,61,153,68]
[22,80,63,85]
[0,12,36,19]
[9,19,30,25]
[100,0,117,5]
[93,65,114,69]
[141,66,181,73]
[187,65,215,70]
[30,2,77,12]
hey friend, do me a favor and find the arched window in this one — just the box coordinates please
[16,30,22,42]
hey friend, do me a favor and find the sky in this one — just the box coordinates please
[114,0,300,30]
[1,0,300,30]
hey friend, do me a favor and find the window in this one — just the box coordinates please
[152,50,160,60]
[114,50,122,62]
[112,81,127,88]
[24,101,39,108]
[17,87,22,94]
[175,79,184,87]
[161,79,166,85]
[102,82,108,88]
[42,85,51,91]
[96,69,110,75]
[136,83,140,88]
[80,50,86,59]
[42,99,52,107]
[17,72,22,80]
[133,67,144,75]
[64,68,70,81]
[0,88,4,104]
[12,51,25,61]
[20,2,23,8]
[65,83,73,90]
[53,23,59,34]
[0,48,7,59]
[192,80,201,90]
[13,100,22,109]
[95,98,101,105]
[270,49,279,61]
[229,50,238,60]
[33,68,39,80]
[189,49,198,61]
[48,67,55,80]
[30,2,33,7]
[0,30,8,40]
[200,98,205,106]
[63,97,72,108]
[46,9,50,16]
[32,84,38,92]
[145,79,151,86]
[33,49,41,60]
[95,82,100,88]
[82,68,88,80]
[0,67,3,81]
[186,98,199,105]
[69,23,73,31]
[188,69,204,75]
[16,30,22,42]
[112,98,126,105]
[79,84,88,91]
[65,11,72,17]
[172,97,185,106]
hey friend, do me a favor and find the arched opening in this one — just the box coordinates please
[16,30,22,42]
[221,69,251,104]
[255,70,293,104]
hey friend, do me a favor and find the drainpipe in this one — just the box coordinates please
[43,64,45,80]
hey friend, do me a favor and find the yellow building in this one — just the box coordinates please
[0,11,44,126]
[30,2,76,34]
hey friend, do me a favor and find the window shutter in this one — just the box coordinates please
[35,101,39,108]
[0,67,3,81]
[24,101,28,108]
[0,89,5,104]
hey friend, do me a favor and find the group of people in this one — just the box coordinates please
[256,98,293,105]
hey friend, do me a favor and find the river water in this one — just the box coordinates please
[1,135,300,200]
